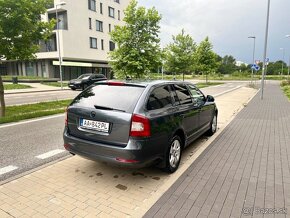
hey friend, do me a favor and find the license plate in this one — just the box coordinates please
[80,119,109,132]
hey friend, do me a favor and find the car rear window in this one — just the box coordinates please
[71,85,145,113]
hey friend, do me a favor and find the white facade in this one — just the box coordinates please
[5,0,130,79]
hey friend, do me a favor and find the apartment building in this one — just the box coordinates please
[3,0,130,79]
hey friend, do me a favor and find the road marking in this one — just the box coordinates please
[36,149,65,160]
[0,114,65,129]
[0,166,18,175]
[213,86,241,97]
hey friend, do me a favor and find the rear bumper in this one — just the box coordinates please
[63,129,161,168]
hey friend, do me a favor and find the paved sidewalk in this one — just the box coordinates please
[145,83,290,217]
[4,82,69,95]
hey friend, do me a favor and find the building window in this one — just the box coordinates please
[109,41,115,51]
[48,11,68,30]
[114,0,120,3]
[108,7,115,18]
[109,24,111,32]
[39,34,57,52]
[100,3,103,14]
[118,10,120,20]
[90,37,97,49]
[96,20,103,32]
[88,0,96,11]
[101,39,104,50]
[89,18,92,29]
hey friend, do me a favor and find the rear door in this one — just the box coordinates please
[67,84,145,147]
[145,85,175,154]
[171,83,199,139]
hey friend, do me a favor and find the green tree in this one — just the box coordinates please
[109,0,162,79]
[238,63,250,73]
[267,61,287,75]
[0,0,55,117]
[164,29,196,80]
[194,37,219,82]
[218,55,237,74]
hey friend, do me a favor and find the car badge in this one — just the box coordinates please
[90,111,96,118]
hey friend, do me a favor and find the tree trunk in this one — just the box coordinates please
[182,72,184,81]
[0,75,5,117]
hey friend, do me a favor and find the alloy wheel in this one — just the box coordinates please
[169,139,181,168]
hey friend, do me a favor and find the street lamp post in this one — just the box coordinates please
[288,57,290,81]
[261,0,271,100]
[285,35,290,80]
[56,2,66,90]
[248,36,256,84]
[280,48,285,79]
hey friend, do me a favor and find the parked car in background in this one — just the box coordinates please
[63,80,218,173]
[68,74,107,90]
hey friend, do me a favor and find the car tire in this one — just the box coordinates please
[71,87,76,91]
[164,135,182,173]
[82,84,88,90]
[206,113,217,136]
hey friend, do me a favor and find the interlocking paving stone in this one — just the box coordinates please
[145,83,290,217]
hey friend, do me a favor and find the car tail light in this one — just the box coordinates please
[65,108,68,127]
[64,143,70,150]
[130,114,151,137]
[116,158,139,163]
[107,81,124,86]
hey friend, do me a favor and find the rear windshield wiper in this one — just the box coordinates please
[94,105,126,112]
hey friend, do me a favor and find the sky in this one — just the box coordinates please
[138,0,290,64]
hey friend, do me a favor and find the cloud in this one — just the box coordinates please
[138,0,290,63]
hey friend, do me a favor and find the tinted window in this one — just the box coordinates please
[147,86,173,110]
[77,74,91,79]
[96,74,105,78]
[172,84,192,105]
[72,85,145,113]
[187,85,205,106]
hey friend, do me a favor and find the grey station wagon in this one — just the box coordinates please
[63,80,218,173]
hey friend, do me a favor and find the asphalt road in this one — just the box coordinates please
[5,90,81,106]
[4,81,248,106]
[0,82,248,183]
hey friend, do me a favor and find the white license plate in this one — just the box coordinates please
[80,119,109,132]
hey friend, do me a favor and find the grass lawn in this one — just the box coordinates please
[0,99,72,124]
[149,73,289,81]
[2,76,47,80]
[281,81,290,100]
[4,84,32,90]
[41,82,68,87]
[195,82,224,89]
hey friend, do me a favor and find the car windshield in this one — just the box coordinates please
[77,74,91,80]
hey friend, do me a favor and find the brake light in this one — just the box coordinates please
[107,81,124,86]
[65,107,68,127]
[130,114,151,137]
[64,143,70,150]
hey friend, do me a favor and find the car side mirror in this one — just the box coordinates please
[207,95,215,102]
